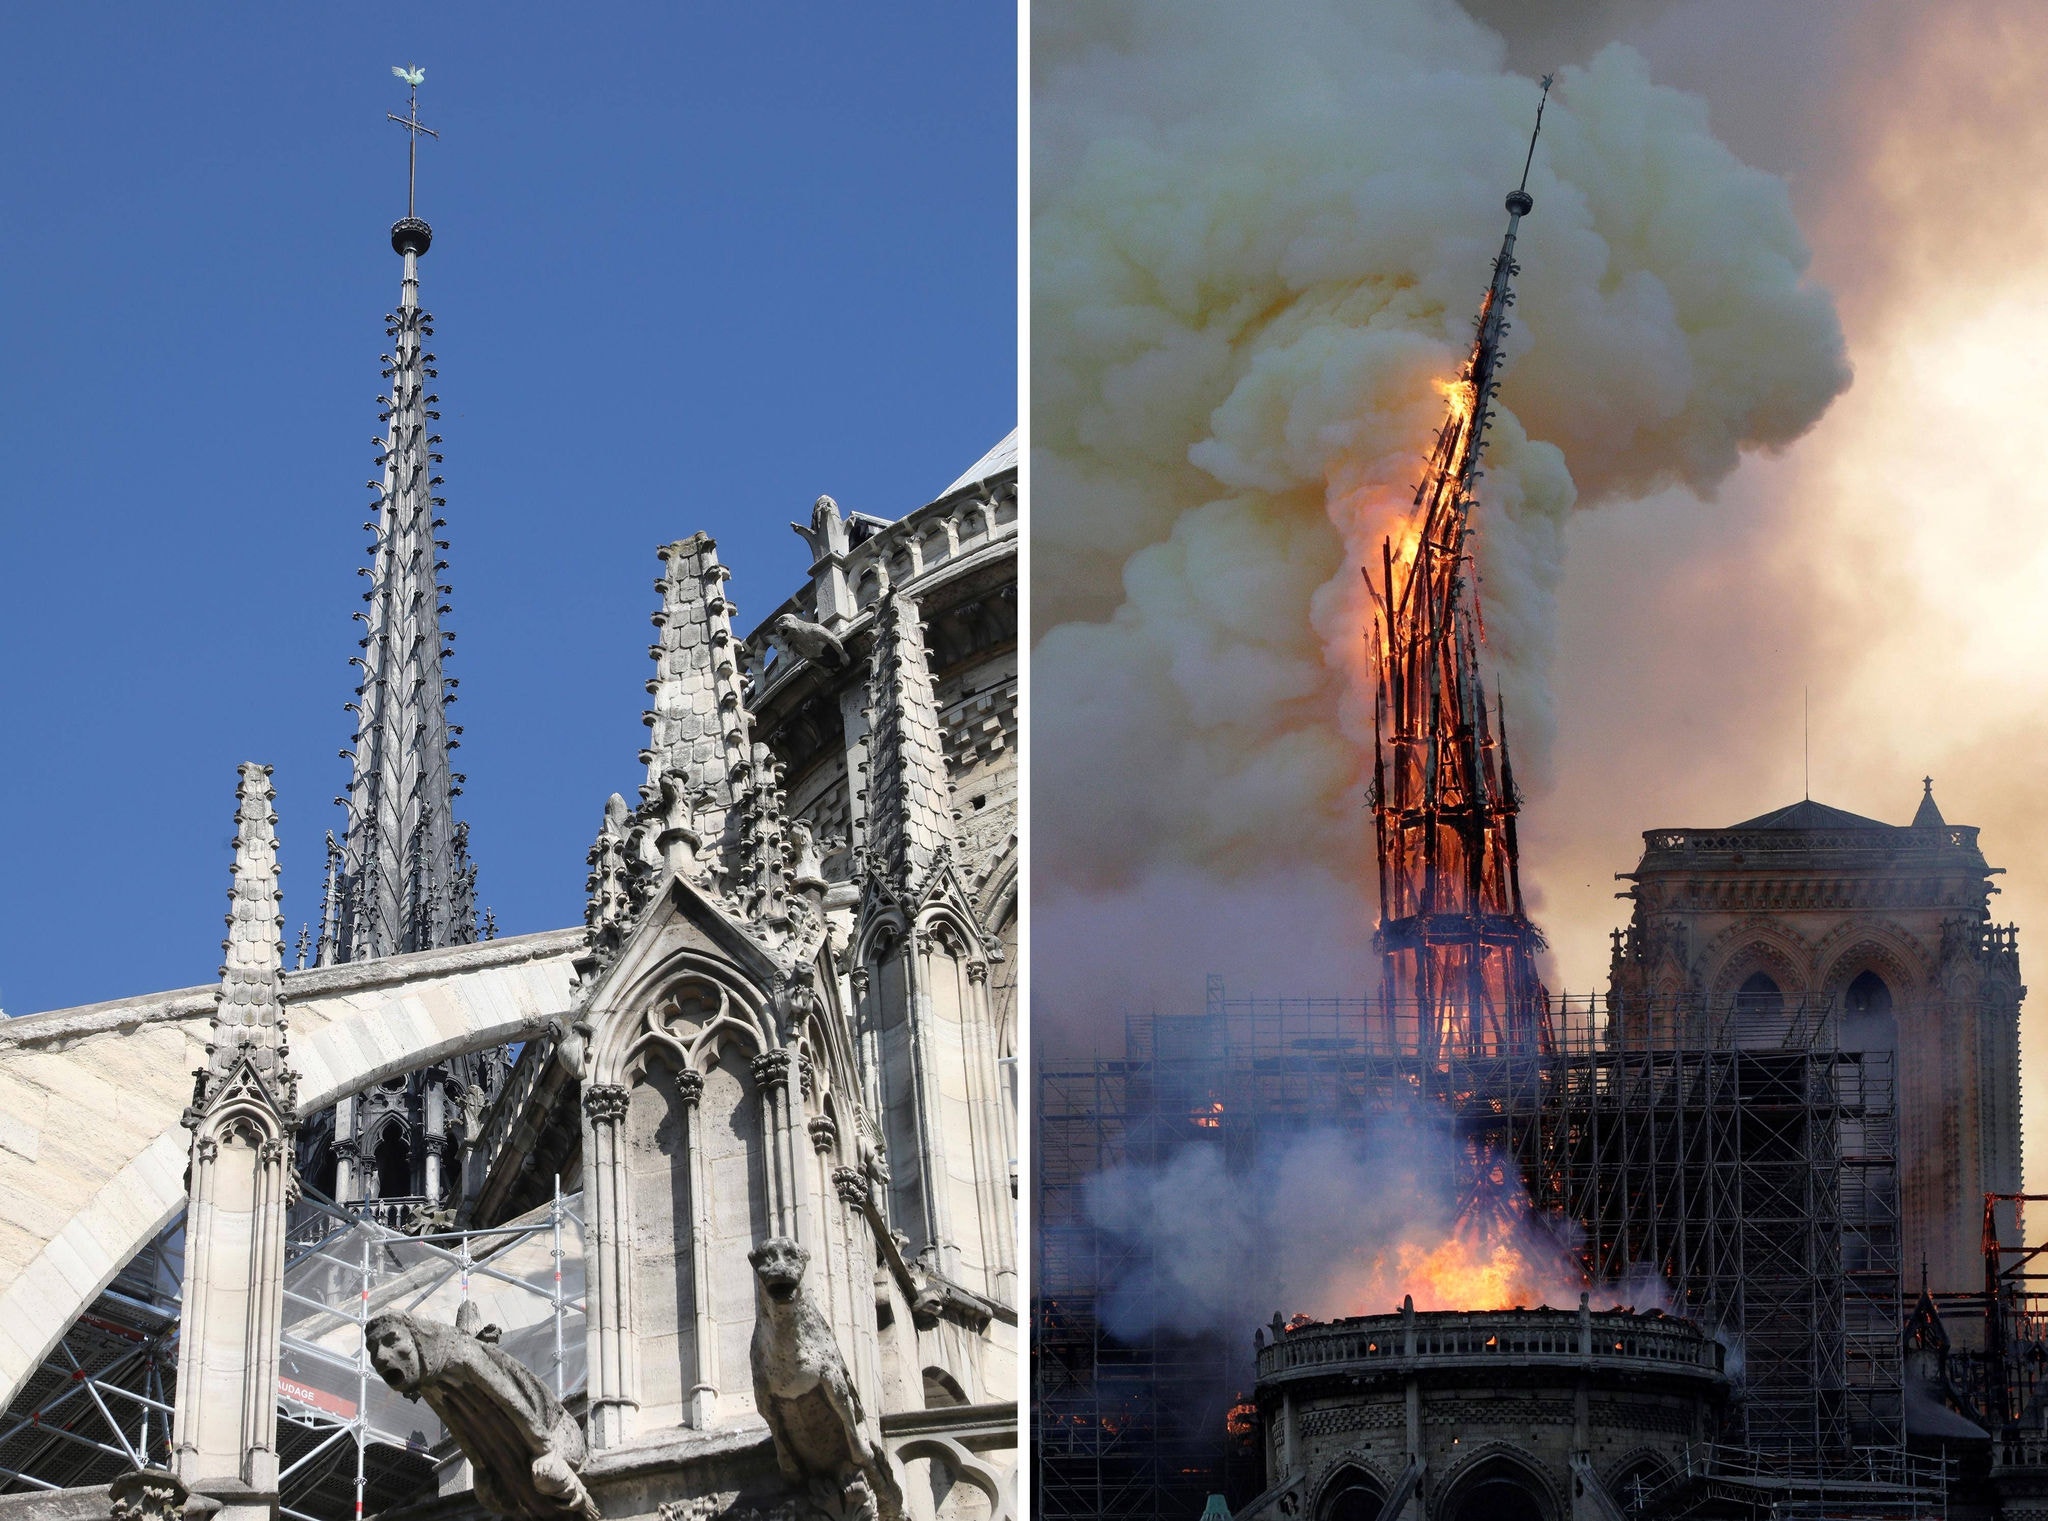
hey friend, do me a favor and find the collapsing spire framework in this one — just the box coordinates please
[322,104,474,965]
[1367,80,1554,1060]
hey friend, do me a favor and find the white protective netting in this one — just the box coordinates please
[277,1193,586,1453]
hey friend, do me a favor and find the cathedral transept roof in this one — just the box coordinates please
[1729,799,1897,831]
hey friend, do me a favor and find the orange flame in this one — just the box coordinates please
[1437,375,1476,427]
[1388,1232,1553,1312]
[1191,1101,1224,1129]
[1381,378,1475,580]
[1388,520,1425,581]
[1323,1217,1589,1316]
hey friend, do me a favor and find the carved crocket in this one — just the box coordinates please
[367,1307,601,1521]
[748,1238,902,1521]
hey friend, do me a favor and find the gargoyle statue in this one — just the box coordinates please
[749,1238,902,1521]
[768,613,849,670]
[788,821,831,896]
[108,1468,187,1521]
[367,1306,601,1521]
[791,494,850,566]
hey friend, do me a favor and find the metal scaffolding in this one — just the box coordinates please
[0,1185,585,1520]
[1535,1033,1903,1457]
[1034,982,1905,1521]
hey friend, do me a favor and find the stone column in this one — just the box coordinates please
[674,1068,718,1429]
[331,1134,358,1206]
[752,1049,801,1242]
[582,1082,634,1448]
[961,955,1016,1300]
[332,1094,357,1202]
[1401,1294,1422,1519]
[423,1075,445,1205]
[807,1113,848,1358]
[905,930,960,1282]
[834,1163,888,1419]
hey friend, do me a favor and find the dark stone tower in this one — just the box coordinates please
[1608,784,2023,1295]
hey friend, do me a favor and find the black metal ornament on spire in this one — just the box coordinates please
[320,66,474,965]
[1365,76,1554,1062]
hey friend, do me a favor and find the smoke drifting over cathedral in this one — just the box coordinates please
[1032,0,1850,1041]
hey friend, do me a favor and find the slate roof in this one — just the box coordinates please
[939,428,1018,498]
[1729,799,1897,831]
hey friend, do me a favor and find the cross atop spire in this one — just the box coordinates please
[1513,74,1554,208]
[388,65,437,222]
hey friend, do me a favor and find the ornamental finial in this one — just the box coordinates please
[1507,72,1554,218]
[387,64,439,233]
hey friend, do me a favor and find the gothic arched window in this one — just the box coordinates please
[1842,968,1899,1053]
[1846,969,1892,1015]
[1439,1457,1551,1521]
[1731,970,1787,1046]
[1612,1457,1672,1517]
[374,1127,412,1199]
[1318,1468,1387,1521]
[1736,971,1783,1016]
[312,1146,339,1203]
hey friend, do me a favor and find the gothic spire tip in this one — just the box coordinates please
[386,63,438,253]
[1506,72,1555,218]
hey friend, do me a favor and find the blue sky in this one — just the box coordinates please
[0,5,1016,1014]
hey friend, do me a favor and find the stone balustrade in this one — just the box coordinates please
[1642,826,1980,855]
[1254,1304,1724,1384]
[1997,1426,2048,1470]
[743,476,1018,698]
[839,482,1018,610]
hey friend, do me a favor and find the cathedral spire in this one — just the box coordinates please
[324,69,473,964]
[1365,77,1554,1060]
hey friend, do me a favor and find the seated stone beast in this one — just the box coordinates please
[368,1306,601,1521]
[749,1237,903,1521]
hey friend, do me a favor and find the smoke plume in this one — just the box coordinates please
[1085,1114,1667,1346]
[1032,0,1849,1046]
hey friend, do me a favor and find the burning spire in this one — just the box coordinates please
[322,69,475,964]
[1366,78,1555,1060]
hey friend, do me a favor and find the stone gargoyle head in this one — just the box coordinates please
[366,1311,426,1396]
[748,1237,811,1304]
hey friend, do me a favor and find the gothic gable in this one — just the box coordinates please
[578,871,785,1029]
